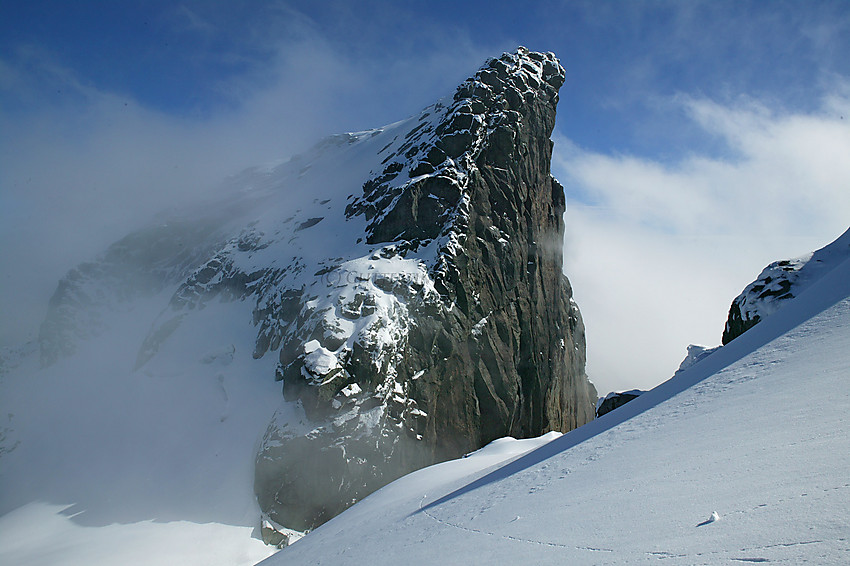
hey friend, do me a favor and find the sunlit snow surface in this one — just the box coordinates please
[263,257,850,565]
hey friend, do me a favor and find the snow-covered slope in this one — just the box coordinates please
[262,250,850,564]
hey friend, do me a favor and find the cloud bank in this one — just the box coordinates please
[556,90,850,394]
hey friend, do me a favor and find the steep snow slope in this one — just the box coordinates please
[263,255,850,565]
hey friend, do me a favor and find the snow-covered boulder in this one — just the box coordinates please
[723,226,850,343]
[596,389,644,418]
[674,344,722,376]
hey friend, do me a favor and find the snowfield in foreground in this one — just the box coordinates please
[263,256,850,565]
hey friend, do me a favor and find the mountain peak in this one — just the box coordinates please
[27,48,595,533]
[255,47,594,530]
[346,47,565,248]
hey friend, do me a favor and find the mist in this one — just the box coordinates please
[0,18,494,347]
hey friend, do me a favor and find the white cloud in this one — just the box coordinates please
[556,92,850,395]
[173,4,217,35]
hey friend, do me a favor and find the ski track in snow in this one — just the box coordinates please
[418,481,849,563]
[417,494,615,554]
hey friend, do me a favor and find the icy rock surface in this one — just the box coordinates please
[674,344,722,376]
[30,47,597,532]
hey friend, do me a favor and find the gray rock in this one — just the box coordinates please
[722,227,850,343]
[260,523,289,549]
[596,390,644,418]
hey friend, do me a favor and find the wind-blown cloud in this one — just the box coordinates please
[556,91,850,394]
[0,9,494,346]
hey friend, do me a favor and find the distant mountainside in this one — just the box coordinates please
[723,227,850,343]
[3,47,596,539]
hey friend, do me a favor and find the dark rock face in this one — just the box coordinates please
[254,48,596,531]
[596,390,643,418]
[723,301,761,345]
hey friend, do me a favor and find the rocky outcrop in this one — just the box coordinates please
[674,344,721,376]
[254,48,595,531]
[722,227,850,344]
[596,390,643,418]
[722,259,802,344]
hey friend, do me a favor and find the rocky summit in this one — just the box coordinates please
[33,47,597,533]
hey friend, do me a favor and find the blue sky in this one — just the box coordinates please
[2,1,850,393]
[6,1,847,152]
